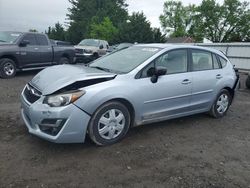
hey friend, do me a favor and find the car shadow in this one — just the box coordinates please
[30,113,209,151]
[16,70,41,77]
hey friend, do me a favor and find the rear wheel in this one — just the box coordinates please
[0,58,17,79]
[88,101,131,146]
[209,89,232,118]
[246,74,250,89]
[59,57,70,64]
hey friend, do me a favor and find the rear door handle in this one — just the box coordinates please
[182,79,192,85]
[216,74,223,79]
[34,48,39,50]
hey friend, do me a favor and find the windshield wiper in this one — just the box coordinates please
[0,40,6,42]
[91,66,111,72]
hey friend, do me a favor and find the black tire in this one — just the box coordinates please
[0,58,17,79]
[246,75,250,89]
[209,89,232,118]
[59,57,70,64]
[88,101,131,146]
[93,53,99,60]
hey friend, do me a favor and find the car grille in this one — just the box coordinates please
[75,48,84,54]
[23,84,42,104]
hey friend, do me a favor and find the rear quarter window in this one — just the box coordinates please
[218,56,227,68]
[212,54,220,69]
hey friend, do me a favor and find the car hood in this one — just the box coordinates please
[30,65,116,95]
[74,45,98,50]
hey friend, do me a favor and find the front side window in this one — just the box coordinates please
[155,49,188,74]
[22,34,37,46]
[36,35,48,46]
[192,50,213,71]
[140,49,188,78]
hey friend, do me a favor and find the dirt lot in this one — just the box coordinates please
[0,70,250,188]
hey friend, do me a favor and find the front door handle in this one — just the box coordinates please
[216,74,223,79]
[34,48,39,50]
[182,79,192,85]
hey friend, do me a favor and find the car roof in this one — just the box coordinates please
[135,43,225,57]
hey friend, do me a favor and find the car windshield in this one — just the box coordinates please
[0,31,21,43]
[78,39,99,47]
[89,46,161,73]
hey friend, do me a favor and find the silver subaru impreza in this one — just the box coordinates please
[21,44,239,145]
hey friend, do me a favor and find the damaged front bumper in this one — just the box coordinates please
[20,86,91,143]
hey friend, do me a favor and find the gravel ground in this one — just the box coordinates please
[0,70,250,188]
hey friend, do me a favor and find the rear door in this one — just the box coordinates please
[18,33,40,67]
[189,49,223,111]
[35,34,53,65]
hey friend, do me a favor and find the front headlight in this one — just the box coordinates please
[43,90,85,107]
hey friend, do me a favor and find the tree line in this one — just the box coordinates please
[45,0,250,44]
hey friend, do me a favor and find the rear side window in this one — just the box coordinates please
[36,35,48,46]
[191,50,213,71]
[22,34,37,46]
[218,56,227,68]
[212,54,220,69]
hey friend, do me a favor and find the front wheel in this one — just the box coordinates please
[59,57,70,64]
[209,89,232,118]
[0,58,17,79]
[88,101,131,146]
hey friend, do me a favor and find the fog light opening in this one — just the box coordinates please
[39,119,66,136]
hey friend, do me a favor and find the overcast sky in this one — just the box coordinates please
[0,0,223,32]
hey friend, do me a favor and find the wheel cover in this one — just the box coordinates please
[3,62,14,76]
[98,109,125,140]
[216,94,229,114]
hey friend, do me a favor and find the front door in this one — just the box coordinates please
[18,33,41,68]
[134,49,193,123]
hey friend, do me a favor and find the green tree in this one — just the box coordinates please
[67,0,128,44]
[28,29,38,32]
[118,12,156,43]
[191,0,250,42]
[90,17,118,43]
[46,22,66,41]
[160,0,192,37]
[152,28,166,43]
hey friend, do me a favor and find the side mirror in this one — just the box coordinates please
[99,44,104,49]
[19,40,29,47]
[156,66,167,76]
[149,66,167,83]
